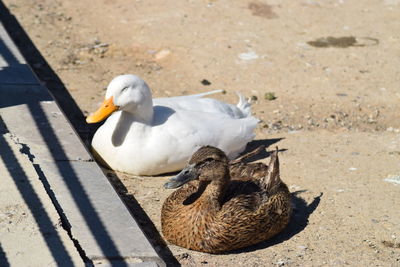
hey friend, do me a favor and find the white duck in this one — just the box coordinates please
[86,74,258,175]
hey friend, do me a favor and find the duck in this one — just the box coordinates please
[86,74,259,175]
[229,145,269,181]
[161,146,292,253]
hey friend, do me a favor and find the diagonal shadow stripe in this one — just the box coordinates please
[0,6,127,266]
[0,242,10,267]
[27,101,128,266]
[0,0,97,144]
[0,119,74,266]
[0,2,163,265]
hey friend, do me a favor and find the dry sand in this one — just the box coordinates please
[4,0,400,265]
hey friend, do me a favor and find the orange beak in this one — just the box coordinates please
[86,96,119,123]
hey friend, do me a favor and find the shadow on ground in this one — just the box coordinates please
[106,172,180,266]
[0,242,10,267]
[0,119,76,265]
[0,2,154,265]
[0,0,98,145]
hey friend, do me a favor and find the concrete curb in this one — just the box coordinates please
[0,17,165,267]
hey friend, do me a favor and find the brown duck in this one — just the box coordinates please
[161,146,292,253]
[229,145,269,181]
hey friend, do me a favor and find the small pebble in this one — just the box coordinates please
[238,51,259,60]
[201,79,212,86]
[298,245,308,251]
[154,49,171,60]
[276,260,287,266]
[264,92,277,100]
[370,219,380,225]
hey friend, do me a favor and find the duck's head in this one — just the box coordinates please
[164,146,229,189]
[86,74,153,123]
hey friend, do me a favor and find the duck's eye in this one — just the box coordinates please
[121,86,128,93]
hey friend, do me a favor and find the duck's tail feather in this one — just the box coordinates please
[260,147,282,193]
[236,92,252,117]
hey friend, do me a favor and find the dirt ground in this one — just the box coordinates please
[3,0,400,265]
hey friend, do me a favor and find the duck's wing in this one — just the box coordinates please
[158,89,224,101]
[229,162,269,182]
[154,92,254,119]
[182,89,225,98]
[162,110,258,159]
[221,180,261,205]
[229,146,269,181]
[230,146,266,164]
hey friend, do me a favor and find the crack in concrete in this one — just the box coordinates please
[54,159,94,162]
[5,131,93,266]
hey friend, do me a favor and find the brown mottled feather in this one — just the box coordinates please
[161,146,292,253]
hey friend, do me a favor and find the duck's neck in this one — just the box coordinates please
[122,97,154,125]
[200,168,230,211]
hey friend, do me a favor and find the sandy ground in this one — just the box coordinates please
[3,0,400,265]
